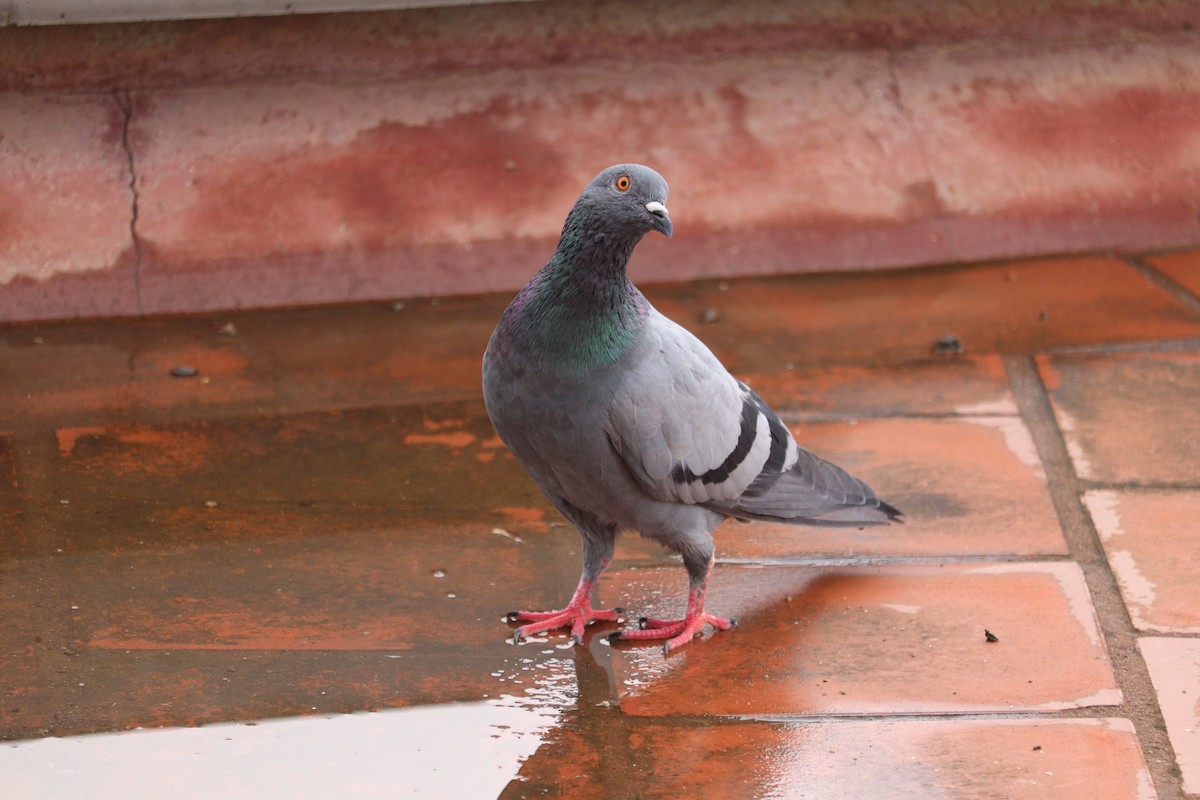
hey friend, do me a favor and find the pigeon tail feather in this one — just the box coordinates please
[710,497,903,527]
[704,449,904,528]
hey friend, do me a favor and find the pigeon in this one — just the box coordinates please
[482,164,901,654]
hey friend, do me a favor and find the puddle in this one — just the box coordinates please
[2,662,577,799]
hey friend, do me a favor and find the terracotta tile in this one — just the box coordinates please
[0,632,581,742]
[647,256,1200,371]
[513,707,1155,798]
[1085,490,1200,633]
[1139,638,1200,795]
[0,523,584,737]
[603,563,1118,716]
[1040,352,1200,485]
[741,354,1018,418]
[0,433,18,519]
[250,298,498,411]
[503,708,610,800]
[0,297,501,427]
[0,403,600,736]
[2,695,577,798]
[0,557,70,741]
[707,416,1064,559]
[48,402,529,515]
[0,92,138,321]
[611,719,1148,800]
[1145,250,1200,299]
[0,434,38,561]
[8,257,1197,427]
[36,401,574,584]
[529,718,1153,800]
[0,319,277,428]
[57,523,555,653]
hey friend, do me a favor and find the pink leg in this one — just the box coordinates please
[506,576,623,645]
[611,577,735,654]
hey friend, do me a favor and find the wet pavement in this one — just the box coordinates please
[2,250,1200,798]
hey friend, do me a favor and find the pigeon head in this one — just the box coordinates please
[570,164,673,242]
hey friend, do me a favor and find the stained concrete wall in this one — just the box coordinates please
[1,0,1199,322]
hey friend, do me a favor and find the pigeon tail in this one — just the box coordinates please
[704,450,904,528]
[712,501,903,527]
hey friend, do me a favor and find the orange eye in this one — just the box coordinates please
[615,175,631,192]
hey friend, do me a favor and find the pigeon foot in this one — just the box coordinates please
[613,611,736,654]
[608,572,734,653]
[507,580,622,644]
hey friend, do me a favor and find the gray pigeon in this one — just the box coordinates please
[482,164,901,654]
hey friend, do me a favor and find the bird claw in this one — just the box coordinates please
[612,610,735,654]
[505,601,622,645]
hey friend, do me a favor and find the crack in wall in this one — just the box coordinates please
[113,89,145,316]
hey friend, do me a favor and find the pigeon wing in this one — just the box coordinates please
[609,314,899,526]
[609,316,770,505]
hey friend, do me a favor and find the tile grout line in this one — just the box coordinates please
[1041,336,1200,357]
[1124,254,1200,318]
[1004,353,1183,800]
[1081,480,1200,493]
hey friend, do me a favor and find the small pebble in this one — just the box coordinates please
[934,334,963,355]
[217,322,238,337]
[170,365,198,378]
[698,308,721,324]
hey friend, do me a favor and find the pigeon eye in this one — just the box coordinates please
[615,175,631,192]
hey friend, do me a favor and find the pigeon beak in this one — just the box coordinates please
[645,201,673,239]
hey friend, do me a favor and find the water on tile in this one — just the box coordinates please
[1,658,577,799]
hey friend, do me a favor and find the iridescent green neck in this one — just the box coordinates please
[500,204,648,373]
[512,258,645,370]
